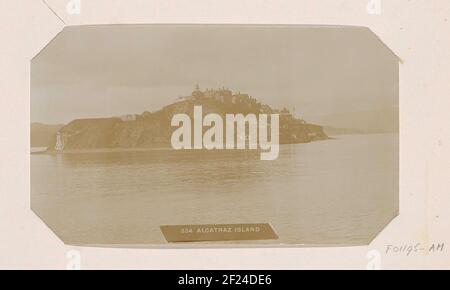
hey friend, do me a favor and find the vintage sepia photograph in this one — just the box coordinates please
[30,24,399,246]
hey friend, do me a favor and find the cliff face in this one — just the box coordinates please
[49,97,328,151]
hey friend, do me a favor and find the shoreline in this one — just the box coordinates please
[30,137,336,155]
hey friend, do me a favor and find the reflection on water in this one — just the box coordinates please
[31,134,398,246]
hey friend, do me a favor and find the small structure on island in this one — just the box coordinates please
[54,131,64,151]
[120,114,137,122]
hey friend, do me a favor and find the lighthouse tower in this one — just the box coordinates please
[55,132,64,151]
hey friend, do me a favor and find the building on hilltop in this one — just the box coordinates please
[182,85,269,112]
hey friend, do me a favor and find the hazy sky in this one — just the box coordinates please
[31,25,399,124]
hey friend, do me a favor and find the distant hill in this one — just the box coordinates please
[322,126,366,136]
[30,123,64,148]
[310,108,398,136]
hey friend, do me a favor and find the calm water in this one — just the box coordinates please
[31,134,398,246]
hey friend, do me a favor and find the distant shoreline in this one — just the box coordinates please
[30,146,173,155]
[30,139,335,155]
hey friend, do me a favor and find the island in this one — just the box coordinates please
[33,86,329,153]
